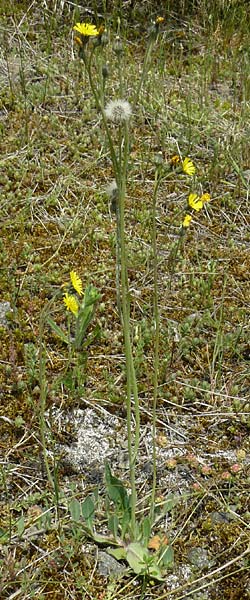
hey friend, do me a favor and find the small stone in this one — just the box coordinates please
[97,551,126,578]
[0,302,12,327]
[187,547,213,570]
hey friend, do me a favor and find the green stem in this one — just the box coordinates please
[149,168,161,523]
[84,48,120,185]
[38,312,55,490]
[132,38,154,110]
[118,121,140,535]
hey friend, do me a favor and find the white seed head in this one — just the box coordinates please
[106,179,118,198]
[104,99,132,123]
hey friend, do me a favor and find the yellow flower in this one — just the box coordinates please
[73,22,99,37]
[200,193,211,203]
[156,16,165,24]
[70,271,83,296]
[63,293,79,316]
[188,193,203,211]
[182,214,192,227]
[182,157,196,176]
[171,154,180,166]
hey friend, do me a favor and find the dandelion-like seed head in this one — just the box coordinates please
[182,157,196,176]
[182,214,192,228]
[106,179,118,198]
[106,180,118,213]
[104,99,132,123]
[70,271,83,296]
[63,293,79,317]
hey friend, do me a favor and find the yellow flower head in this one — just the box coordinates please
[98,24,106,35]
[70,271,83,296]
[156,16,165,24]
[200,193,211,203]
[63,293,79,317]
[188,193,203,211]
[73,22,99,37]
[183,157,196,176]
[74,36,83,47]
[171,154,180,166]
[182,214,192,227]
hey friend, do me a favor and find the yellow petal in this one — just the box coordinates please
[63,293,79,316]
[156,16,165,24]
[200,193,211,203]
[183,157,196,176]
[70,271,83,295]
[188,193,203,211]
[182,214,192,227]
[73,22,99,36]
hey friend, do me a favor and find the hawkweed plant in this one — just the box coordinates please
[72,18,165,543]
[70,17,209,578]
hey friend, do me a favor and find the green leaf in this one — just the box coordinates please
[141,516,151,546]
[108,514,119,539]
[47,316,69,344]
[107,547,126,561]
[69,498,81,522]
[121,509,130,538]
[126,542,149,575]
[74,285,100,349]
[17,515,25,537]
[159,544,174,568]
[81,495,95,531]
[105,463,130,512]
[126,542,165,580]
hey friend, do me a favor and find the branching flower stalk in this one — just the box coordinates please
[75,30,142,535]
[73,18,165,538]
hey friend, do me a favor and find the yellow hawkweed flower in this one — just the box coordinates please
[171,154,180,166]
[63,293,79,316]
[73,22,99,37]
[70,271,83,296]
[182,157,196,176]
[156,16,165,24]
[182,214,192,227]
[200,192,211,203]
[188,193,203,211]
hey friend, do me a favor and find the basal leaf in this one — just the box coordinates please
[81,495,95,530]
[126,542,149,575]
[47,316,69,344]
[107,547,126,561]
[69,498,81,522]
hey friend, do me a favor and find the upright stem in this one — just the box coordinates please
[83,47,140,537]
[38,312,54,490]
[149,168,161,522]
[118,121,140,535]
